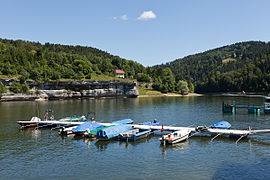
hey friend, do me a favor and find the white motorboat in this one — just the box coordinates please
[160,129,191,145]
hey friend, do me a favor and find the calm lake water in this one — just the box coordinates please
[1,96,270,180]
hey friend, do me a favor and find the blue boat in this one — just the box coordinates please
[138,120,161,126]
[210,121,231,129]
[72,121,104,135]
[111,119,133,124]
[96,124,133,140]
[119,129,152,141]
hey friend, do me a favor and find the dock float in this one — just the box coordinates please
[222,96,270,114]
[18,120,270,143]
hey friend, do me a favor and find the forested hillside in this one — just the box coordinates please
[155,41,270,93]
[0,38,194,95]
[0,38,145,81]
[2,38,269,94]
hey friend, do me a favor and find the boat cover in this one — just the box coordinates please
[210,121,231,129]
[135,129,151,136]
[96,124,133,139]
[139,121,162,126]
[72,122,104,132]
[89,125,114,135]
[111,119,133,124]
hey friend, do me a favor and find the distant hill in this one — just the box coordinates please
[2,38,270,94]
[0,38,145,81]
[155,41,270,93]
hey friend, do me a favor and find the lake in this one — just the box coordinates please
[1,96,270,180]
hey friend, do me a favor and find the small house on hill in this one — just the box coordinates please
[115,69,125,78]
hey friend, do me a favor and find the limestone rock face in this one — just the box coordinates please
[0,80,138,101]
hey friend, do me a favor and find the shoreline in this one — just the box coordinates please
[138,93,204,98]
[1,91,268,102]
[139,92,269,98]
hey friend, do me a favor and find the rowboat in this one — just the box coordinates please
[160,129,191,145]
[17,109,89,128]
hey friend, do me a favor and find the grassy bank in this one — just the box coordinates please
[137,86,163,96]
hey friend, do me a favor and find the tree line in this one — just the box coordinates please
[0,38,192,94]
[155,41,270,93]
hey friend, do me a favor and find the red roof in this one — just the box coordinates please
[115,69,125,74]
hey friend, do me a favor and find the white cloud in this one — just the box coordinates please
[137,11,157,20]
[121,14,128,21]
[113,16,117,20]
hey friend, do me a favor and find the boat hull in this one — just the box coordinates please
[119,130,151,141]
[17,122,38,127]
[167,133,189,144]
[160,129,191,145]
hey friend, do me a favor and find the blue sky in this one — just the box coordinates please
[1,0,270,66]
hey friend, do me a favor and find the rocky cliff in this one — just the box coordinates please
[0,80,138,101]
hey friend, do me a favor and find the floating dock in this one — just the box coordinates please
[222,96,270,114]
[222,102,263,114]
[18,120,270,143]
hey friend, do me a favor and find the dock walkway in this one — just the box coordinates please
[18,120,270,137]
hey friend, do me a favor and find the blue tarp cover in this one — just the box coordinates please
[139,121,162,126]
[134,129,151,136]
[97,124,133,139]
[72,121,104,132]
[211,121,231,129]
[111,119,133,124]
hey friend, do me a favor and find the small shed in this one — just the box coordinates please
[115,69,125,78]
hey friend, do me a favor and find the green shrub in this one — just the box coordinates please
[21,83,30,93]
[9,82,29,93]
[9,82,21,93]
[0,84,7,93]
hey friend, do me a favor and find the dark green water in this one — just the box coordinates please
[1,96,270,180]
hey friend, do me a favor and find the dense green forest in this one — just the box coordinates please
[155,41,270,93]
[4,38,270,94]
[0,38,192,94]
[0,38,145,81]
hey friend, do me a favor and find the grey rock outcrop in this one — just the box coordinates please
[0,80,138,101]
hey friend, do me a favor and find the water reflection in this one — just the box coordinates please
[82,137,96,149]
[119,136,152,149]
[20,128,41,140]
[95,140,112,151]
[160,140,190,158]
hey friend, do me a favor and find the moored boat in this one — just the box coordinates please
[210,121,231,129]
[72,121,104,136]
[17,116,42,127]
[77,119,134,138]
[160,129,191,145]
[138,120,161,126]
[119,129,152,141]
[58,115,88,122]
[58,125,78,135]
[17,109,92,128]
[96,124,133,140]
